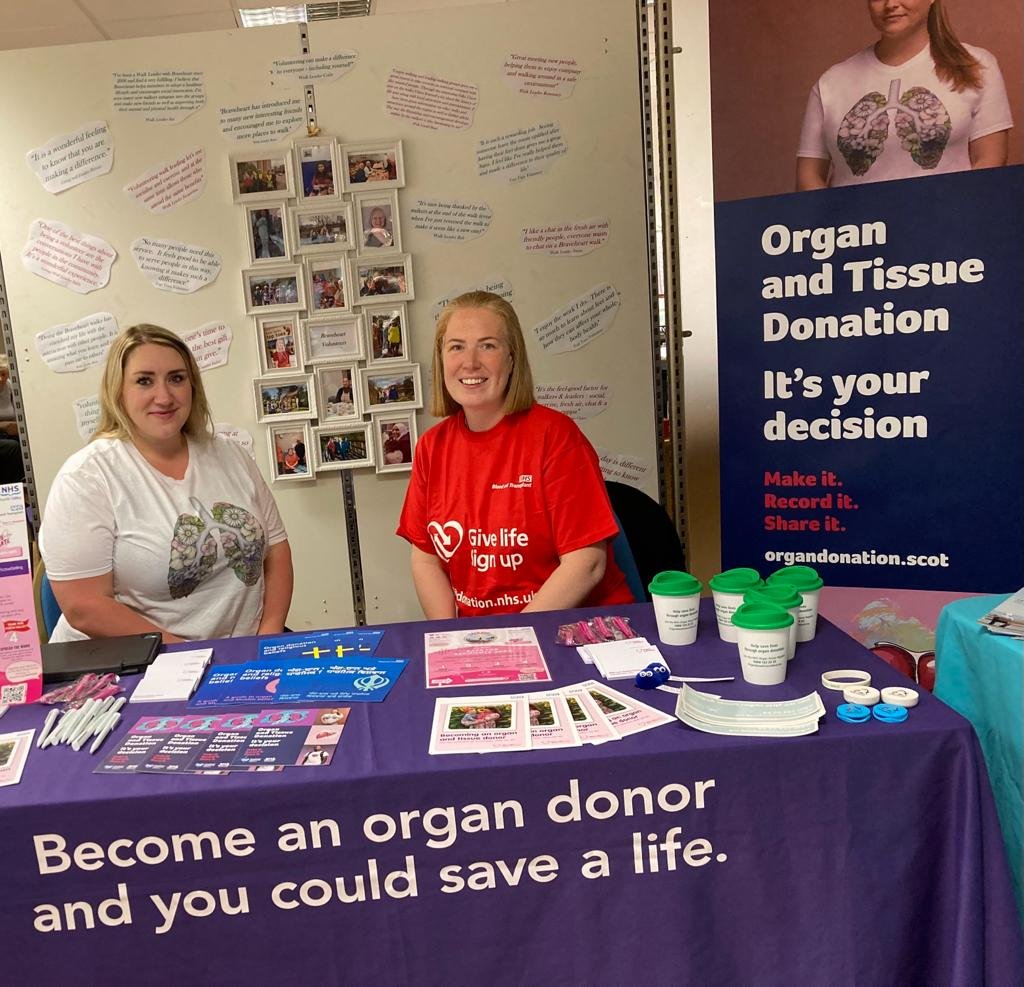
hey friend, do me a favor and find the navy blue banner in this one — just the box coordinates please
[716,166,1024,591]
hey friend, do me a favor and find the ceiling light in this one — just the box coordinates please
[238,6,308,28]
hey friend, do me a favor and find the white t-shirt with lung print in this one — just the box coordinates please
[40,435,287,642]
[798,43,1012,186]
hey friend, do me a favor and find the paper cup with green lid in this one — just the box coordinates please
[648,571,702,646]
[744,584,802,660]
[766,565,824,642]
[708,567,763,643]
[731,602,793,685]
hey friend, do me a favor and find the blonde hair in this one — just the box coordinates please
[431,291,535,418]
[928,1,982,91]
[93,324,213,443]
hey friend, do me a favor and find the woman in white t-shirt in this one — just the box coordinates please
[796,0,1012,190]
[40,325,293,643]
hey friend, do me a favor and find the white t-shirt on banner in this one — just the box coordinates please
[798,44,1012,186]
[40,435,287,642]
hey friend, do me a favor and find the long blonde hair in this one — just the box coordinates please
[93,324,213,443]
[928,1,982,92]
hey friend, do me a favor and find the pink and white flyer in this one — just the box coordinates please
[428,695,531,755]
[0,485,42,705]
[424,626,551,688]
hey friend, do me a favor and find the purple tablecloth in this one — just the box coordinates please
[2,603,1020,986]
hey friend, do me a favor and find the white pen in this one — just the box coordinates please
[46,707,79,748]
[37,708,61,747]
[90,712,121,754]
[68,700,101,747]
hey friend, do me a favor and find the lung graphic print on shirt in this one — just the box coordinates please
[428,520,463,562]
[169,498,265,599]
[837,78,951,176]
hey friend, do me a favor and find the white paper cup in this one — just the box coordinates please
[731,602,794,685]
[648,571,702,646]
[743,585,802,660]
[709,568,762,643]
[766,566,824,643]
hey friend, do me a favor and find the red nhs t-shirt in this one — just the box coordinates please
[397,404,631,617]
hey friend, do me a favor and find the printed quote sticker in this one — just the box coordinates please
[124,148,205,213]
[385,69,478,131]
[477,123,567,182]
[533,284,620,353]
[113,71,205,123]
[502,53,582,98]
[410,199,492,242]
[73,396,100,442]
[521,219,609,257]
[182,322,232,370]
[272,52,357,83]
[26,122,113,193]
[131,238,221,294]
[219,98,304,144]
[431,279,514,321]
[36,313,119,373]
[22,220,116,294]
[535,383,611,421]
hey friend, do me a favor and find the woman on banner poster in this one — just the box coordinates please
[796,0,1012,189]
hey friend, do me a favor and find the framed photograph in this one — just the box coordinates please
[244,203,291,265]
[363,303,409,366]
[341,140,405,191]
[255,314,304,375]
[354,189,401,254]
[254,374,317,424]
[305,256,352,317]
[230,151,294,203]
[302,315,364,364]
[313,423,374,472]
[292,202,354,254]
[314,363,362,423]
[351,254,415,305]
[373,412,417,473]
[359,363,423,415]
[267,422,314,483]
[242,265,305,316]
[294,137,340,201]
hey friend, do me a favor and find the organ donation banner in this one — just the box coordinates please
[708,0,1024,592]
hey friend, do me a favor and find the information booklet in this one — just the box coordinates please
[95,708,349,774]
[0,484,42,705]
[424,626,550,688]
[0,729,34,786]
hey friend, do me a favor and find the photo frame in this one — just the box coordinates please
[354,189,402,255]
[244,203,291,265]
[305,256,352,318]
[373,412,418,473]
[363,303,410,366]
[255,313,305,376]
[358,363,423,415]
[341,140,405,192]
[253,373,317,424]
[313,423,375,472]
[292,202,354,254]
[230,151,294,203]
[351,253,415,305]
[302,314,364,364]
[242,265,305,316]
[314,363,362,424]
[266,422,315,483]
[294,136,340,201]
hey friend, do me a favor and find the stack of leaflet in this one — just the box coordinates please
[977,588,1024,638]
[576,637,664,680]
[674,684,826,737]
[129,649,213,703]
[428,679,675,755]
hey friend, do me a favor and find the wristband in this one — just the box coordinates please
[843,685,880,706]
[880,687,919,708]
[821,669,871,691]
[872,703,908,723]
[836,703,871,723]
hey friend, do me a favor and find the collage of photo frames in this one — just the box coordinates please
[231,136,419,483]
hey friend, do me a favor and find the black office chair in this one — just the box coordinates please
[605,480,686,601]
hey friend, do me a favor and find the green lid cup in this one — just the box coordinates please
[730,602,794,685]
[648,571,702,646]
[744,584,803,660]
[766,566,824,643]
[708,567,763,643]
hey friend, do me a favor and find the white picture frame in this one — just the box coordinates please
[230,150,294,203]
[358,363,423,415]
[313,363,362,424]
[341,139,405,192]
[305,255,352,318]
[302,315,365,364]
[292,202,355,254]
[266,422,315,483]
[373,411,418,473]
[293,136,340,202]
[244,202,291,265]
[351,253,415,305]
[255,313,305,376]
[254,373,317,424]
[313,423,375,472]
[363,303,410,366]
[353,189,402,255]
[242,264,305,316]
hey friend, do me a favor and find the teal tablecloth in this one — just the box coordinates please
[936,594,1023,924]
